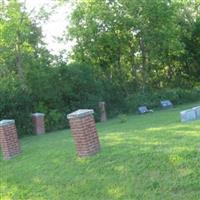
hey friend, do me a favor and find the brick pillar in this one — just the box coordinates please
[67,109,100,157]
[32,113,45,135]
[99,101,107,122]
[0,120,21,160]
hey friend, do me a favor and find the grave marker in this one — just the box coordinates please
[160,100,173,109]
[180,109,196,122]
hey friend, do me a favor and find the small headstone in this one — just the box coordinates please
[138,106,149,114]
[192,106,200,119]
[180,109,196,122]
[160,100,173,109]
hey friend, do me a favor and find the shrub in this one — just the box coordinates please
[28,63,104,132]
[0,74,34,136]
[118,114,128,123]
[1,63,200,137]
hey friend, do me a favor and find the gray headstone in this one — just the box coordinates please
[180,109,196,122]
[160,100,173,109]
[138,106,149,114]
[192,106,200,119]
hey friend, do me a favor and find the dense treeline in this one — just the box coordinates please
[68,0,200,88]
[0,0,200,136]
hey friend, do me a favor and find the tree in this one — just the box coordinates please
[0,0,50,89]
[67,0,187,91]
[178,0,200,84]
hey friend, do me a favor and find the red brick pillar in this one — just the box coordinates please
[0,120,21,160]
[32,113,45,135]
[99,101,107,122]
[67,109,100,157]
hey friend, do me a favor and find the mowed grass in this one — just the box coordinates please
[0,102,200,200]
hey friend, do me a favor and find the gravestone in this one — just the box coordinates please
[180,109,196,122]
[138,106,150,114]
[160,100,173,109]
[192,106,200,119]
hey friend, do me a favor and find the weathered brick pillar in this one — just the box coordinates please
[67,109,100,157]
[32,113,45,135]
[99,101,107,122]
[0,120,21,160]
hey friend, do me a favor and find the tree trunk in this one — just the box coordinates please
[15,30,26,90]
[139,36,147,93]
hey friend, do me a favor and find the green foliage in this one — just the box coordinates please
[67,0,189,89]
[1,0,200,137]
[1,60,200,136]
[0,74,34,136]
[46,109,65,132]
[26,63,104,133]
[181,16,200,82]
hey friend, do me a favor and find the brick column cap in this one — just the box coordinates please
[32,113,45,117]
[67,109,94,119]
[0,119,15,127]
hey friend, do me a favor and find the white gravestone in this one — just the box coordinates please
[192,106,200,119]
[180,109,196,122]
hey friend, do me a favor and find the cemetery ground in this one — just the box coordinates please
[0,102,200,200]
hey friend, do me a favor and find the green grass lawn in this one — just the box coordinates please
[1,102,200,200]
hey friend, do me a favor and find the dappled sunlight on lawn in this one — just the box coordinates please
[113,165,128,174]
[145,123,200,137]
[107,186,125,199]
[76,157,91,165]
[0,182,18,200]
[1,102,200,199]
[178,168,193,177]
[169,154,184,166]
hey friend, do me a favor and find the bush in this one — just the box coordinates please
[0,74,34,136]
[1,63,200,137]
[27,63,104,132]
